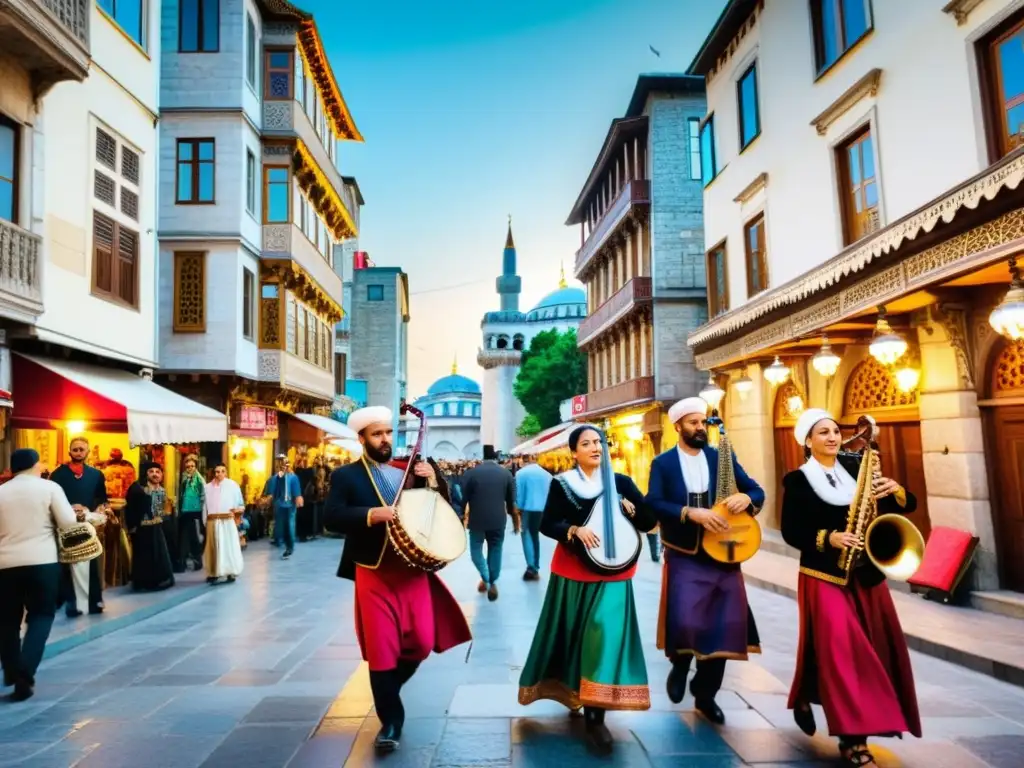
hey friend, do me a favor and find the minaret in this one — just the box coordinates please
[496,215,522,312]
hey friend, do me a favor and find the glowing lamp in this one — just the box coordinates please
[699,373,726,410]
[990,279,1024,341]
[869,311,907,366]
[787,395,804,414]
[895,367,921,393]
[811,336,841,378]
[763,356,790,386]
[734,375,754,399]
[66,421,86,435]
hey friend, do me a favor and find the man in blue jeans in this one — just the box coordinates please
[513,455,551,581]
[462,447,516,601]
[261,455,303,559]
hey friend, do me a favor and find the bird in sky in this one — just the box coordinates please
[649,44,661,57]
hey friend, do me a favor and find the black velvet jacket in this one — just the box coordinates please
[323,459,450,580]
[541,473,657,570]
[780,454,917,588]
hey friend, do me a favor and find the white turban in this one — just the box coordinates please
[794,408,834,446]
[347,406,393,435]
[668,397,708,425]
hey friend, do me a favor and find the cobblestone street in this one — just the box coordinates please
[2,532,1023,767]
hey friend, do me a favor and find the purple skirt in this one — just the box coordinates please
[657,549,760,660]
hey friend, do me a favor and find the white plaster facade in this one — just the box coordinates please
[689,0,1024,591]
[36,4,161,367]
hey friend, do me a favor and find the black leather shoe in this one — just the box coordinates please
[373,723,401,753]
[487,584,499,601]
[666,664,687,704]
[10,683,33,703]
[694,698,725,725]
[584,709,612,754]
[794,704,816,736]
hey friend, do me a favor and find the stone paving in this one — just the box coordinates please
[1,530,1023,767]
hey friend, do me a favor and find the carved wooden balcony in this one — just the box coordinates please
[583,376,655,416]
[0,218,43,321]
[257,349,334,402]
[0,0,90,92]
[577,276,652,347]
[574,179,649,278]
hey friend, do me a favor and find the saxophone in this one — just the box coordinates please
[837,416,925,580]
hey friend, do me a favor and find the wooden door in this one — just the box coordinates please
[773,427,805,529]
[870,422,930,539]
[989,406,1024,591]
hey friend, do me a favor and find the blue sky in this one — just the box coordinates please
[303,0,726,395]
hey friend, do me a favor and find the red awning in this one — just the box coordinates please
[12,354,227,445]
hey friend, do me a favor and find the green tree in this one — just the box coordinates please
[516,413,542,439]
[514,328,588,431]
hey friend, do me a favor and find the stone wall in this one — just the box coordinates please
[350,269,401,422]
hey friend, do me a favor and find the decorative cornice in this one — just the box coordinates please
[293,142,358,240]
[688,148,1024,350]
[810,68,882,136]
[942,0,986,26]
[733,172,768,204]
[693,207,1024,369]
[260,261,344,323]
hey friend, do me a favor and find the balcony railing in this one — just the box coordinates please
[577,276,652,347]
[583,376,655,416]
[575,179,650,277]
[257,349,334,402]
[1,0,90,88]
[477,348,522,369]
[0,218,44,320]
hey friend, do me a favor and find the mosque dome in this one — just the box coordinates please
[426,358,481,396]
[525,275,587,322]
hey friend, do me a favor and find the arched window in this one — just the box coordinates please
[512,334,525,351]
[496,335,509,349]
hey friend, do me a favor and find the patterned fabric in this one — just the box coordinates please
[147,487,167,522]
[367,461,404,506]
[518,574,650,711]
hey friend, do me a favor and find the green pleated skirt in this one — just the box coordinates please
[517,574,650,711]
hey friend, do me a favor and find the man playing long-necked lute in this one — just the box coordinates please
[646,397,764,724]
[323,406,471,754]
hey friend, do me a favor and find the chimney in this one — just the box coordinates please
[353,251,368,270]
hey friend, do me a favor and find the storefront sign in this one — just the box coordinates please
[571,395,587,416]
[230,405,278,438]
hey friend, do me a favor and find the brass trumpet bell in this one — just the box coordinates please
[864,513,925,581]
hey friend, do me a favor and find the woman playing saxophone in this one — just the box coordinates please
[780,409,921,768]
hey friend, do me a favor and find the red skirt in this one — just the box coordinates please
[788,573,921,739]
[354,550,472,671]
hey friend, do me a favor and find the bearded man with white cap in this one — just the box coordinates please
[323,405,471,754]
[646,396,765,725]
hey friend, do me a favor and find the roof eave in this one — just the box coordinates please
[686,0,759,76]
[565,116,649,226]
[625,73,706,117]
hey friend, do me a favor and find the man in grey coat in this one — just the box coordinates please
[462,447,517,601]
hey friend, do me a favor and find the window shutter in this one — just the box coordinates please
[96,129,117,170]
[93,212,115,293]
[117,227,138,307]
[120,187,139,220]
[121,147,140,185]
[94,171,116,206]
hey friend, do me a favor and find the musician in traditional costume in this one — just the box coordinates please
[518,425,656,755]
[646,397,764,725]
[323,405,471,754]
[203,463,245,584]
[782,409,921,767]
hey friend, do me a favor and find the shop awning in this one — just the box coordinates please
[12,354,227,445]
[511,422,576,456]
[291,412,357,440]
[329,437,363,457]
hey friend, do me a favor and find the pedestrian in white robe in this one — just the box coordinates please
[203,464,245,583]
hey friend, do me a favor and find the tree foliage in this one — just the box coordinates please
[516,413,542,439]
[513,329,588,431]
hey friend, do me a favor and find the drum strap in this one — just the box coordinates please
[361,458,402,507]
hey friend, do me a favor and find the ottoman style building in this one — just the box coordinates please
[478,221,586,454]
[568,74,708,491]
[688,0,1024,594]
[398,359,483,460]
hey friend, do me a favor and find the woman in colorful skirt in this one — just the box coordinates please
[781,409,921,767]
[518,425,657,754]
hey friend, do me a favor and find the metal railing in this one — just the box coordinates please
[577,276,652,346]
[575,179,650,276]
[0,219,43,312]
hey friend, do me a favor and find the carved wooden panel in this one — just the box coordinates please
[991,340,1024,396]
[260,296,280,348]
[844,357,918,414]
[172,252,205,333]
[774,380,804,426]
